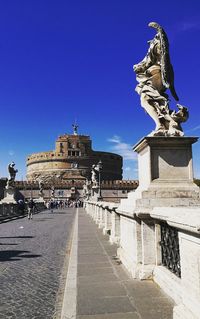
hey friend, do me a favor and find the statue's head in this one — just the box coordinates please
[148,21,169,51]
[148,22,162,31]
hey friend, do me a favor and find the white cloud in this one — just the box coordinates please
[8,150,15,156]
[107,135,137,160]
[170,20,200,43]
[124,167,131,171]
[185,125,200,133]
[179,21,200,32]
[107,135,121,143]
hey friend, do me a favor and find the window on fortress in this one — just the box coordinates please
[72,151,75,156]
[60,143,63,152]
[76,151,80,156]
[68,151,72,156]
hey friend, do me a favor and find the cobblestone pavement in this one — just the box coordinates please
[0,208,76,319]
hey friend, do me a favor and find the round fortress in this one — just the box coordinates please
[26,128,123,182]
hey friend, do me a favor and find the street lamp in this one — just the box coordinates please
[97,160,103,199]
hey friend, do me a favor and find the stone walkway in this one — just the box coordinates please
[76,209,174,319]
[0,208,76,319]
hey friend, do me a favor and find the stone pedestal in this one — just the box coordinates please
[91,186,101,201]
[135,136,198,192]
[1,187,17,204]
[117,136,200,279]
[119,136,199,215]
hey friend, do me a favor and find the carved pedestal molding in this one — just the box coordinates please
[134,136,198,192]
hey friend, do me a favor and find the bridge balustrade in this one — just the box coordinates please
[0,202,46,221]
[84,200,200,319]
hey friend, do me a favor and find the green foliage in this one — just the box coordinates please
[194,179,200,187]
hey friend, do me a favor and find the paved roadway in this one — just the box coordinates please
[0,208,76,319]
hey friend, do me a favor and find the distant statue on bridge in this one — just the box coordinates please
[7,162,18,187]
[38,179,44,197]
[133,22,188,136]
[51,185,55,198]
[91,165,99,188]
[83,179,91,199]
[72,123,79,135]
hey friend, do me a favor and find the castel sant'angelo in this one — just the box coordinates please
[26,125,123,182]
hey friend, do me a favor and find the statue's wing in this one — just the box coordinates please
[159,27,179,101]
[148,22,179,101]
[168,64,179,101]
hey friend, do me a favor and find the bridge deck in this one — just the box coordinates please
[76,209,174,319]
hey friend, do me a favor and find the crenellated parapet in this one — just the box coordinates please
[15,179,138,190]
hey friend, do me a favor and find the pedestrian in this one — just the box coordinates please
[28,198,35,220]
[50,200,54,213]
[65,199,69,208]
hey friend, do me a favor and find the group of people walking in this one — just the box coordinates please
[17,197,83,219]
[47,198,83,211]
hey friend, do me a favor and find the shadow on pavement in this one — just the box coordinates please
[51,212,69,214]
[0,250,42,262]
[0,243,19,246]
[0,215,26,224]
[33,218,54,222]
[0,236,34,239]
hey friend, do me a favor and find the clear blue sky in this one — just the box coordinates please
[0,0,200,180]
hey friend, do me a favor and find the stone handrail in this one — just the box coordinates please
[150,207,200,234]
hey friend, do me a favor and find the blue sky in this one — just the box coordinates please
[0,0,200,180]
